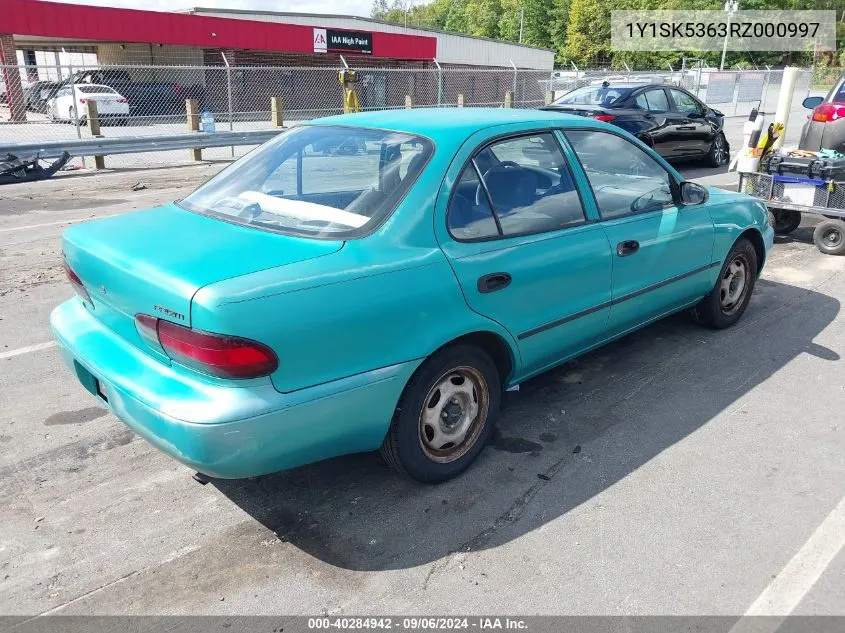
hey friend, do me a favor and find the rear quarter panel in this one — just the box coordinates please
[191,243,519,393]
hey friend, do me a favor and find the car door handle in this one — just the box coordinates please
[616,240,640,257]
[477,272,512,294]
[676,125,696,130]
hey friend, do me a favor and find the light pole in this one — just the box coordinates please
[720,0,739,70]
[519,7,525,44]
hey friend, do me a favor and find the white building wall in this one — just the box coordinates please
[189,9,554,70]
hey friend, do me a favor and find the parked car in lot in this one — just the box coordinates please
[542,82,729,167]
[68,69,204,117]
[51,109,772,483]
[798,74,845,153]
[49,84,129,125]
[24,80,62,112]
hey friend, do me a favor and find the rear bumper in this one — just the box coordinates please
[50,299,418,478]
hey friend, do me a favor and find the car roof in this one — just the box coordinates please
[308,107,605,138]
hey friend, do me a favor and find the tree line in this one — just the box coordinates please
[371,0,845,69]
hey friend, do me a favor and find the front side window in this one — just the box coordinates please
[669,89,702,115]
[448,133,585,240]
[565,130,675,220]
[180,125,432,238]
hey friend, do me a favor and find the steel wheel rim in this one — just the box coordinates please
[822,227,842,248]
[720,254,749,314]
[418,366,489,464]
[713,135,727,165]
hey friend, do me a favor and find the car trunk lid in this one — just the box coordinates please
[62,203,342,355]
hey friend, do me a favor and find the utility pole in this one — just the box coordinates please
[720,0,739,70]
[519,7,525,44]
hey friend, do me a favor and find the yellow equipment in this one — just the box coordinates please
[339,69,360,114]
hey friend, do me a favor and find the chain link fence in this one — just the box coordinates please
[0,62,552,168]
[543,66,818,118]
[1,60,822,170]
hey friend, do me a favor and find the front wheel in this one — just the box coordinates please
[813,219,845,256]
[380,344,501,483]
[691,237,758,329]
[706,132,729,167]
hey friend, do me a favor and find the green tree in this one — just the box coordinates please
[565,0,611,65]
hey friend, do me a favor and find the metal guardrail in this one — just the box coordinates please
[0,130,283,160]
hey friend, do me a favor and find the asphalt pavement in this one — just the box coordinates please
[1,157,843,618]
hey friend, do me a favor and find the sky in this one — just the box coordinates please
[51,0,377,18]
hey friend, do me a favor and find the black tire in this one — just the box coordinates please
[813,219,845,256]
[691,237,758,329]
[769,209,802,235]
[380,344,501,483]
[706,132,729,167]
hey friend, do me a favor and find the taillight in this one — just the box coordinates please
[116,97,128,103]
[590,114,616,122]
[812,104,845,123]
[134,314,278,379]
[173,84,182,94]
[63,261,92,304]
[78,98,87,104]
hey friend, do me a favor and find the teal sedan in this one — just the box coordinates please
[51,108,774,483]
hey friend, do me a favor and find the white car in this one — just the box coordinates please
[49,84,129,125]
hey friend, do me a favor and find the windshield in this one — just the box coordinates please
[180,125,432,239]
[554,85,630,107]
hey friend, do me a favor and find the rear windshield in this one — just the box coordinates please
[554,85,631,107]
[78,85,116,94]
[179,125,432,239]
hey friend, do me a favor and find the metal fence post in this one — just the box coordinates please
[221,52,235,158]
[405,95,413,109]
[457,94,465,107]
[434,59,443,106]
[510,60,517,107]
[504,91,514,108]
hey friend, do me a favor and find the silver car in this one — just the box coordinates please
[799,75,845,152]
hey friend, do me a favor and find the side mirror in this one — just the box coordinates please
[802,96,824,110]
[680,181,708,206]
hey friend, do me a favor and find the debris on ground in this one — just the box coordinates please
[130,182,147,191]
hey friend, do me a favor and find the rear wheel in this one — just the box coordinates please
[813,219,845,255]
[706,132,729,167]
[691,237,757,329]
[380,344,500,483]
[769,209,802,235]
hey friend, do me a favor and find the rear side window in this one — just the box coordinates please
[447,133,586,240]
[566,130,674,219]
[643,89,669,113]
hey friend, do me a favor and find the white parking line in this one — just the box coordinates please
[729,495,845,632]
[0,214,119,233]
[0,341,57,360]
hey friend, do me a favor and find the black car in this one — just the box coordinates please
[24,81,62,112]
[542,82,729,168]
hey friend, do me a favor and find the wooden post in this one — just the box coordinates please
[504,91,514,108]
[405,95,413,109]
[457,94,465,107]
[271,97,284,128]
[86,100,105,170]
[545,91,554,106]
[186,98,202,162]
